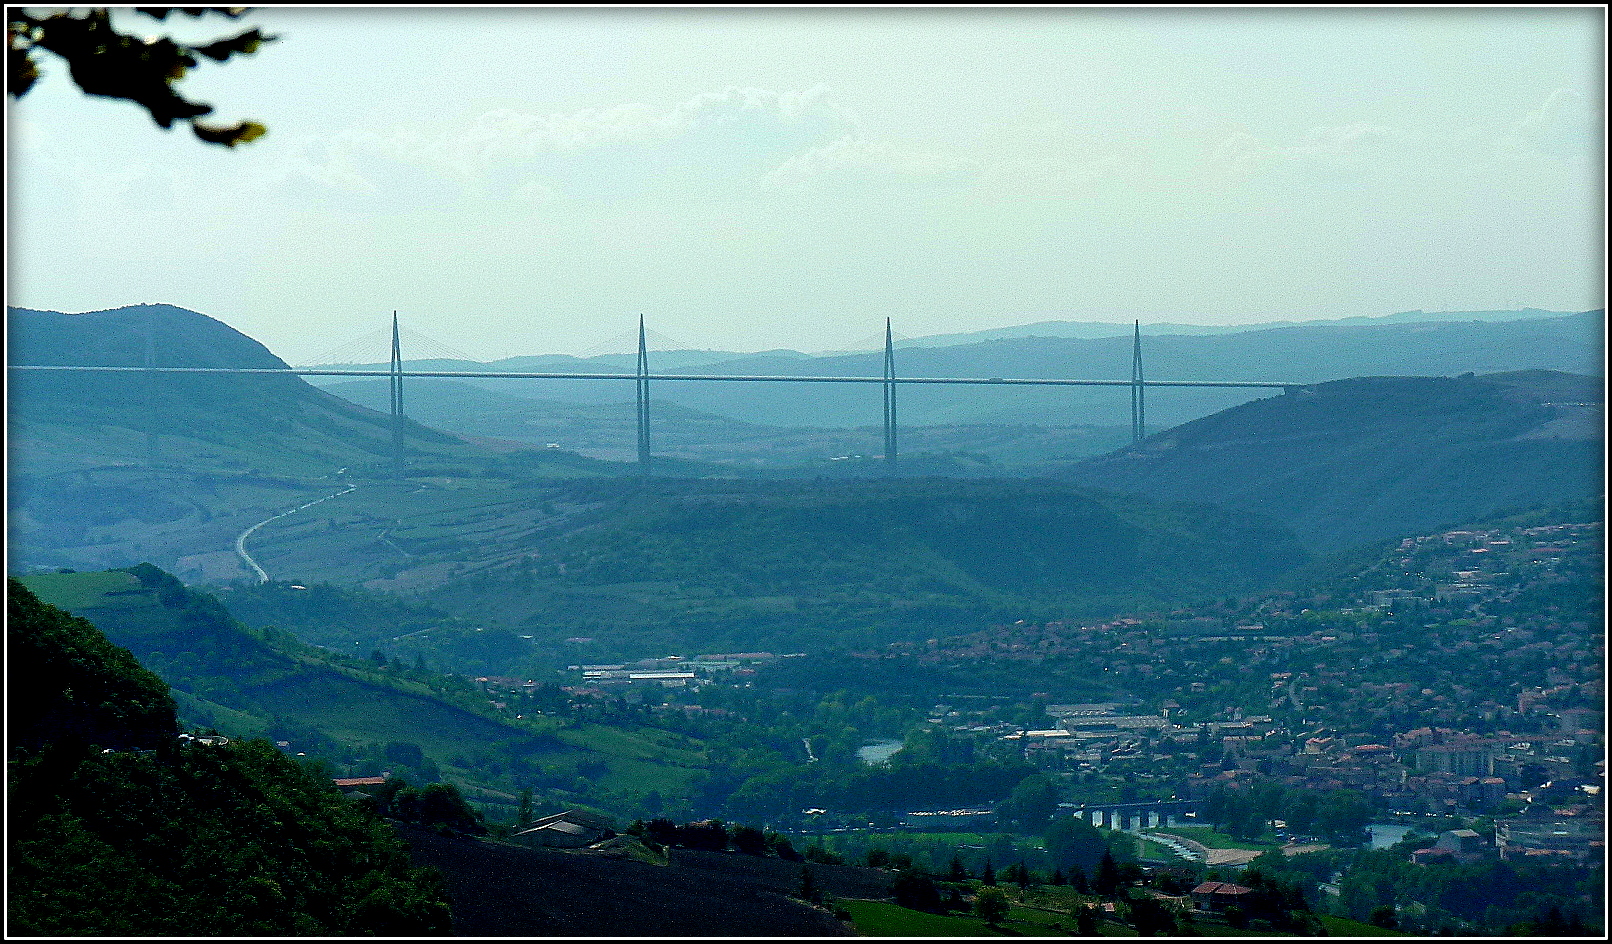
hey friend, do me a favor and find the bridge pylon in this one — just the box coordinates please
[1131,320,1146,443]
[883,318,897,467]
[390,311,405,476]
[636,314,651,469]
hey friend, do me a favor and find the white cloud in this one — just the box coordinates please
[289,85,860,206]
[1495,88,1597,162]
[1208,122,1404,175]
[760,134,975,192]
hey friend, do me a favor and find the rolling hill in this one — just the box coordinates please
[7,303,513,477]
[1059,370,1605,553]
[384,476,1314,661]
[5,304,654,578]
[16,566,712,814]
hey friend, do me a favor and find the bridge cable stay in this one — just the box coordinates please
[296,323,481,368]
[581,324,692,359]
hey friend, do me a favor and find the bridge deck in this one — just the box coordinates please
[8,365,1297,389]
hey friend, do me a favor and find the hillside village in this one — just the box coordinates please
[455,511,1603,873]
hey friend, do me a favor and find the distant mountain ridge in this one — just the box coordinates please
[302,310,1603,430]
[9,300,1601,495]
[1060,370,1605,553]
[883,307,1585,348]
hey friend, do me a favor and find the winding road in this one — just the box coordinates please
[234,485,357,583]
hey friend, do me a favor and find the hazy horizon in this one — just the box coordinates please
[7,6,1604,364]
[5,298,1595,367]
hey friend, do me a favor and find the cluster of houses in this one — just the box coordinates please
[1402,808,1605,865]
[1373,521,1603,612]
[560,652,801,698]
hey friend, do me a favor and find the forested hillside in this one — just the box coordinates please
[5,579,453,935]
[18,567,710,819]
[1063,371,1605,552]
[420,476,1312,659]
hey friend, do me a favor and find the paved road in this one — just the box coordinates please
[234,485,357,583]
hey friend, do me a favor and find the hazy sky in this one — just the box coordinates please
[6,5,1605,364]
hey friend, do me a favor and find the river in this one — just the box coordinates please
[856,739,904,766]
[1367,823,1418,849]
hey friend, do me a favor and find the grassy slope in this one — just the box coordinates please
[1319,915,1409,936]
[17,570,707,804]
[840,898,1142,937]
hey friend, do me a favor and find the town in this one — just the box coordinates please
[459,513,1602,882]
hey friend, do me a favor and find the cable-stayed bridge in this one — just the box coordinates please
[10,314,1299,472]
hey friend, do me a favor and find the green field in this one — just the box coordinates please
[16,569,150,616]
[825,831,1043,848]
[840,898,1147,937]
[1319,915,1409,936]
[837,899,1028,937]
[1151,826,1271,851]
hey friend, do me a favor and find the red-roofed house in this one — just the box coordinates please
[1191,882,1253,912]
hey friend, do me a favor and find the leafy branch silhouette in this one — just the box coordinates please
[8,7,276,147]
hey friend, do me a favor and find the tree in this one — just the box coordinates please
[515,788,533,829]
[1125,891,1178,937]
[7,7,274,147]
[8,578,178,754]
[948,855,968,881]
[643,817,678,848]
[1000,773,1059,830]
[973,886,1010,927]
[729,823,768,855]
[392,781,482,834]
[1068,865,1090,893]
[1370,904,1399,930]
[797,865,822,905]
[766,831,803,861]
[891,869,942,913]
[1094,849,1122,897]
[1043,814,1109,875]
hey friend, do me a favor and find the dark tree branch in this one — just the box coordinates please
[7,7,275,147]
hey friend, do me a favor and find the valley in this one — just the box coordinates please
[7,303,1603,937]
